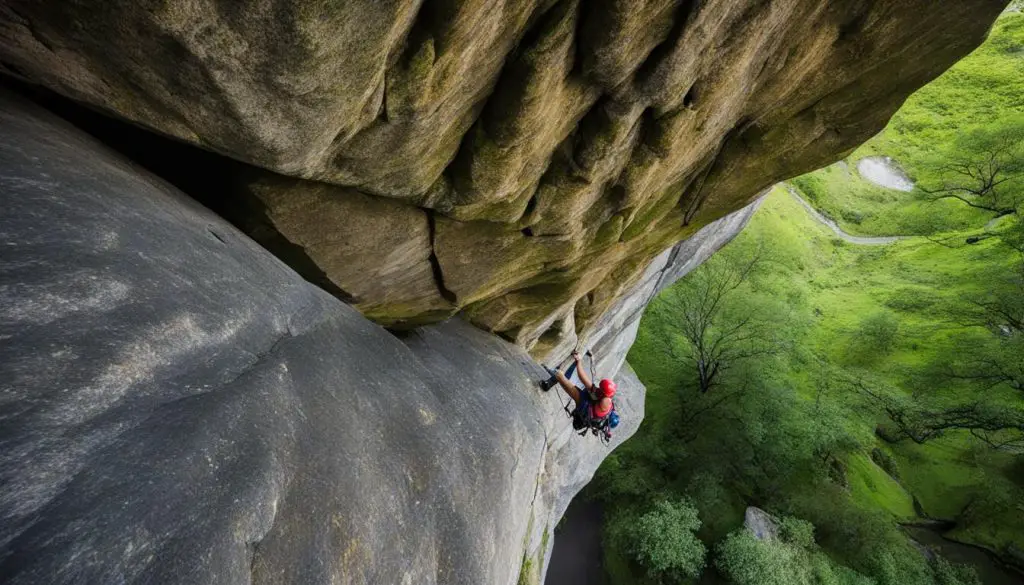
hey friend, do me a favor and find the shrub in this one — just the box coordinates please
[793,174,827,205]
[855,310,900,355]
[931,557,981,585]
[840,209,869,225]
[779,516,816,550]
[715,528,874,585]
[619,499,707,580]
[716,530,803,585]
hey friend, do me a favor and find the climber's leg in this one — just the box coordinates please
[540,361,577,391]
[553,370,581,405]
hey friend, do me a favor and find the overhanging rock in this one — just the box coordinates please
[0,0,1007,343]
[0,91,642,585]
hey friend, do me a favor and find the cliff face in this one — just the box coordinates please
[0,92,643,585]
[0,0,1007,353]
[0,2,1011,583]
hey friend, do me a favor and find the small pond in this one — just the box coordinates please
[857,156,915,191]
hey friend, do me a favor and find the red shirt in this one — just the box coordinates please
[591,398,612,418]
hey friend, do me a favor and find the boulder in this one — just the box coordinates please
[0,91,642,585]
[0,0,1008,345]
[744,507,781,542]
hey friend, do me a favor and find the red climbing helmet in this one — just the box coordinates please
[599,378,617,398]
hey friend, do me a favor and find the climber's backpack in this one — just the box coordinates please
[569,392,616,443]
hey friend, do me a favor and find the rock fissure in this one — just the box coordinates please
[426,211,458,304]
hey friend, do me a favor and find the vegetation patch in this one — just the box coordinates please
[591,12,1023,585]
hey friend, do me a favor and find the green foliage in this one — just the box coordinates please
[600,185,1024,585]
[716,531,798,585]
[852,310,900,357]
[917,116,1024,217]
[517,556,536,585]
[931,557,981,585]
[778,516,816,549]
[871,448,900,480]
[715,529,873,585]
[793,174,828,206]
[620,499,707,580]
[799,12,1024,237]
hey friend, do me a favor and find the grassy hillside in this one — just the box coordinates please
[596,186,1023,585]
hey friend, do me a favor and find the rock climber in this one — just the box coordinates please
[541,350,619,441]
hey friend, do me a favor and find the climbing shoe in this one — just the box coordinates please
[539,365,558,391]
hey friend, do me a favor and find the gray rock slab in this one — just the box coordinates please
[744,507,780,542]
[0,90,642,585]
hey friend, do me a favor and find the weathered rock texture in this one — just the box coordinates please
[744,507,782,542]
[0,0,1007,351]
[0,90,642,585]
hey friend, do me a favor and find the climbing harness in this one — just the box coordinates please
[544,346,617,444]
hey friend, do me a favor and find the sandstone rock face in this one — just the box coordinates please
[0,91,642,585]
[545,198,763,368]
[0,0,1007,350]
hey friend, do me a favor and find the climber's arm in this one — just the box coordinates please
[573,351,594,390]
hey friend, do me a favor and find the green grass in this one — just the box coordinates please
[846,453,916,520]
[738,189,1022,551]
[620,186,1022,563]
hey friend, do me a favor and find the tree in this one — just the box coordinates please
[714,524,877,585]
[715,530,801,585]
[616,499,707,582]
[845,375,1024,449]
[849,310,900,361]
[664,247,775,394]
[919,118,1024,218]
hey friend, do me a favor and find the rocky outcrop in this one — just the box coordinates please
[0,91,642,585]
[0,0,1008,351]
[744,507,781,542]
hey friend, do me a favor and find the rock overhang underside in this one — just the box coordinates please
[0,0,1008,356]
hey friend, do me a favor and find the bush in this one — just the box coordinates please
[715,528,873,585]
[793,174,827,205]
[779,516,816,549]
[931,557,981,585]
[618,499,707,581]
[716,530,802,585]
[866,549,933,585]
[854,310,900,355]
[840,209,869,225]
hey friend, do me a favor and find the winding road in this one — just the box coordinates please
[782,184,907,245]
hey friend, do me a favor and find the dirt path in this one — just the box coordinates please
[783,184,907,245]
